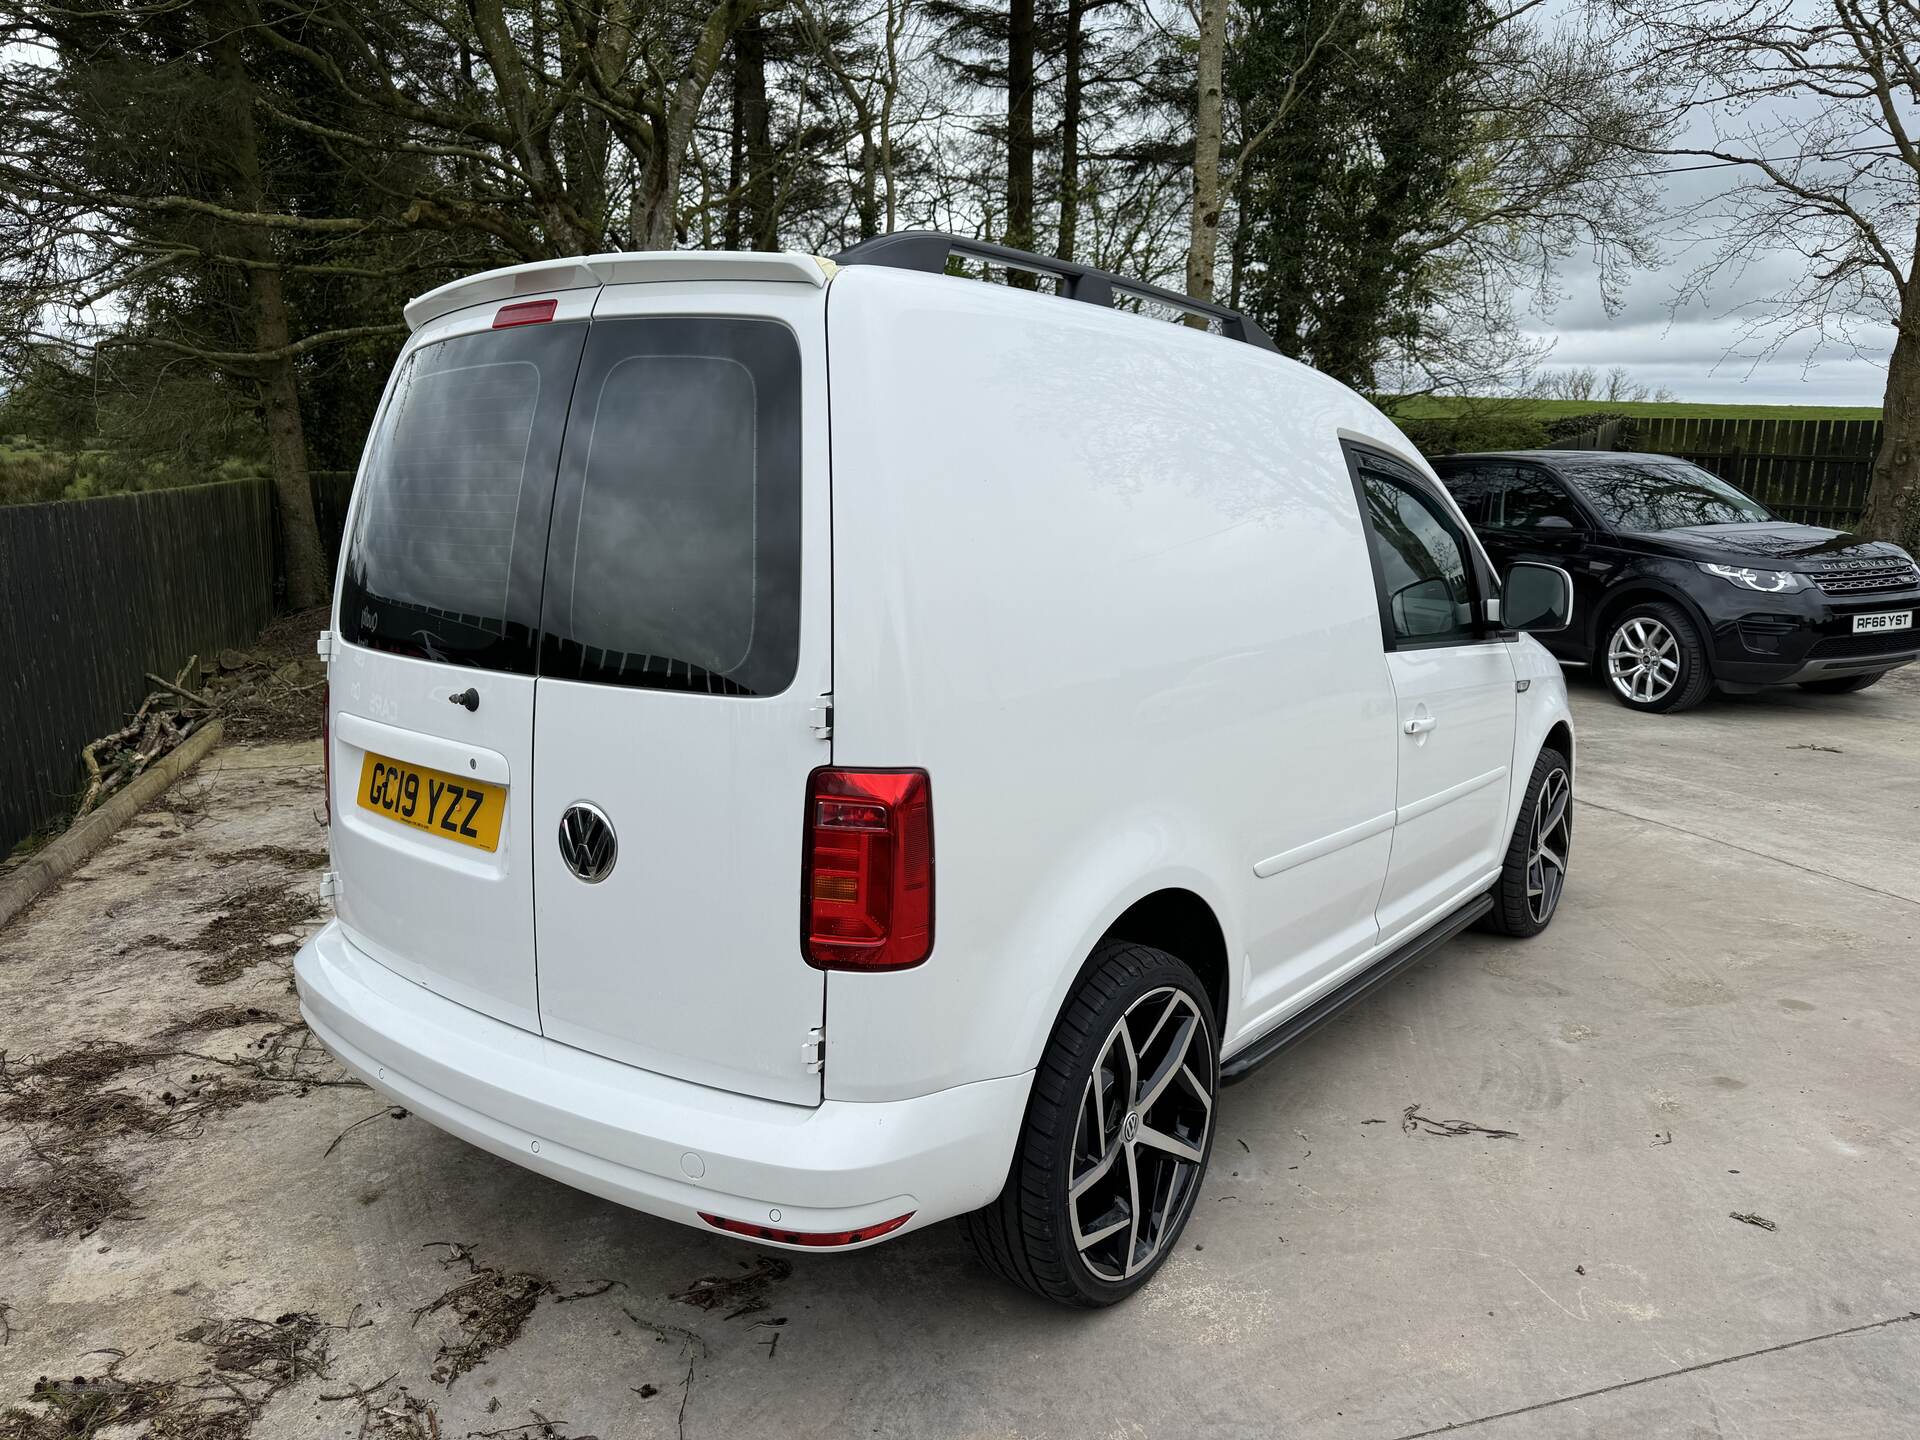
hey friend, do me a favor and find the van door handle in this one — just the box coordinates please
[1403,714,1438,736]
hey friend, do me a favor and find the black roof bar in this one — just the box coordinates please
[832,230,1279,353]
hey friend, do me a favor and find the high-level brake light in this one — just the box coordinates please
[493,298,557,328]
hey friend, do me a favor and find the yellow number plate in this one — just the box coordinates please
[356,753,506,852]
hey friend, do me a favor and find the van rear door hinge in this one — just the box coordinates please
[319,870,340,902]
[802,1025,825,1073]
[316,629,333,663]
[809,694,833,740]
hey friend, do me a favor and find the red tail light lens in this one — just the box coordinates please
[698,1211,914,1247]
[493,298,557,328]
[802,768,933,970]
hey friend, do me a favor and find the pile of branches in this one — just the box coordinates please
[76,655,215,817]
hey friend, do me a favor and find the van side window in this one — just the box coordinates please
[1357,466,1478,646]
[539,317,803,697]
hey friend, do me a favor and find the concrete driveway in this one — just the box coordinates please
[1,667,1915,1439]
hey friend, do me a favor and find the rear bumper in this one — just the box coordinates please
[294,921,1030,1248]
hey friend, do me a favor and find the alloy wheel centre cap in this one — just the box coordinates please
[1122,1111,1140,1143]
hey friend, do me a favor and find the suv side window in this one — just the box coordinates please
[1498,466,1580,529]
[1354,457,1480,647]
[1438,463,1505,526]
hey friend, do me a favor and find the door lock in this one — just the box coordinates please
[1403,714,1438,736]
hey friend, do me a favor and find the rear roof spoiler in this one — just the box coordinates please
[403,251,832,332]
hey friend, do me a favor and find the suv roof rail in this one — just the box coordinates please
[832,230,1279,353]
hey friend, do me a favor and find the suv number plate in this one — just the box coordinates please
[356,753,505,852]
[1853,610,1913,634]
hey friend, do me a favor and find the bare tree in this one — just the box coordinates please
[1539,364,1675,403]
[1604,0,1920,543]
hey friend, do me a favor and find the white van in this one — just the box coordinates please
[295,233,1577,1307]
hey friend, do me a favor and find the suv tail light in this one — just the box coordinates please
[802,767,933,970]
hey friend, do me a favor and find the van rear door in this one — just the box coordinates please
[530,284,831,1106]
[328,295,590,1032]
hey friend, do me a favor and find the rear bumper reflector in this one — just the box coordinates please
[698,1210,914,1248]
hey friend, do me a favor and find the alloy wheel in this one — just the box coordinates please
[1527,767,1571,925]
[1067,986,1214,1282]
[1607,617,1681,704]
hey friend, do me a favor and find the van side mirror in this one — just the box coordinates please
[1504,562,1573,633]
[1530,514,1577,532]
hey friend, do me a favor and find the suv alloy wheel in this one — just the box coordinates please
[1602,601,1713,713]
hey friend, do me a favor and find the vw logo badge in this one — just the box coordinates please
[558,803,617,883]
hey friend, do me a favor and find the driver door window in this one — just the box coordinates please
[1358,468,1478,647]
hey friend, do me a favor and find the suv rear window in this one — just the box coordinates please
[339,322,585,673]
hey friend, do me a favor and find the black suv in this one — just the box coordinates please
[1432,451,1920,713]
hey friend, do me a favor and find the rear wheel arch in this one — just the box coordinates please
[1095,887,1230,1032]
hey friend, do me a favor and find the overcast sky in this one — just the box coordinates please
[1519,6,1902,409]
[1521,250,1897,407]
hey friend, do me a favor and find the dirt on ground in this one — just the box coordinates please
[196,607,330,746]
[2,670,1919,1438]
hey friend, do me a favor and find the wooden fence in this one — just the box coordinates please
[312,468,357,571]
[1551,416,1882,528]
[0,480,274,855]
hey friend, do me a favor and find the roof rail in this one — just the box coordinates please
[832,230,1278,353]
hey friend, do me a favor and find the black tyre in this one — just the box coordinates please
[1601,601,1713,713]
[963,942,1217,1307]
[1482,746,1572,938]
[1797,672,1884,695]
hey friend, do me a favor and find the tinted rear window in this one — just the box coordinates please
[339,314,803,696]
[539,317,803,697]
[339,322,585,672]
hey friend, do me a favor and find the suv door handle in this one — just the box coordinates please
[1403,714,1438,736]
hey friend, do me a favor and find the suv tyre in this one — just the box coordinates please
[964,942,1217,1307]
[1602,601,1712,713]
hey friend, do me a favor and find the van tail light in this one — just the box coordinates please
[321,679,331,825]
[802,767,933,971]
[699,1211,914,1247]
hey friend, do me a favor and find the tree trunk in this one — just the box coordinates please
[1185,0,1227,323]
[1056,0,1085,262]
[726,44,747,249]
[1862,296,1920,548]
[1007,0,1036,282]
[252,269,330,609]
[206,0,328,609]
[737,11,775,248]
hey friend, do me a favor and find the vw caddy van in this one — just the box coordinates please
[296,233,1577,1307]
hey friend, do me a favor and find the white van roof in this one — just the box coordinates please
[403,251,833,331]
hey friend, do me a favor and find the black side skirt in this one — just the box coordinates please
[1219,892,1495,1086]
